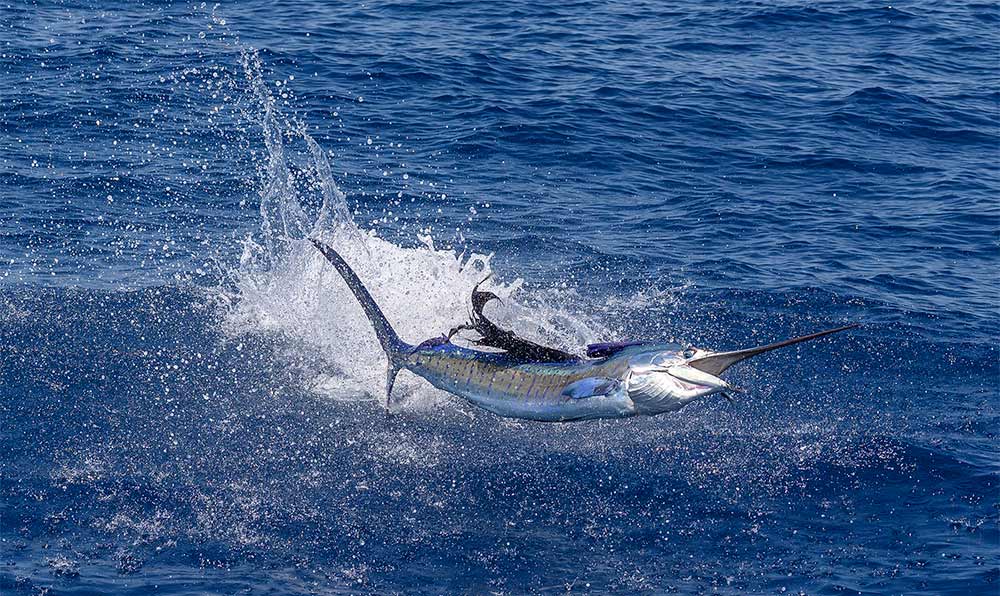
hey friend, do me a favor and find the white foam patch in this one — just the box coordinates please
[216,49,610,410]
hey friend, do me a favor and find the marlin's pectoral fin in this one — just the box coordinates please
[561,377,621,399]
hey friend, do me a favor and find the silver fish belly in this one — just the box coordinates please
[405,345,636,422]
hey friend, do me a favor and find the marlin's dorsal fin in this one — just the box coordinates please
[447,277,580,363]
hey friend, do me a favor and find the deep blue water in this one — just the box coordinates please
[1,0,998,594]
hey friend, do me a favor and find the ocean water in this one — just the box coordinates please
[1,0,997,593]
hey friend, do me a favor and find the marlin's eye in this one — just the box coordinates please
[682,347,696,359]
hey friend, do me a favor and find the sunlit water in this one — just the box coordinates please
[1,1,997,594]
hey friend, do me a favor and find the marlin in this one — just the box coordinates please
[311,239,857,422]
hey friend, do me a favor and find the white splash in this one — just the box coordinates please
[218,50,607,408]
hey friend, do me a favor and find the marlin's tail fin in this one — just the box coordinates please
[309,239,408,405]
